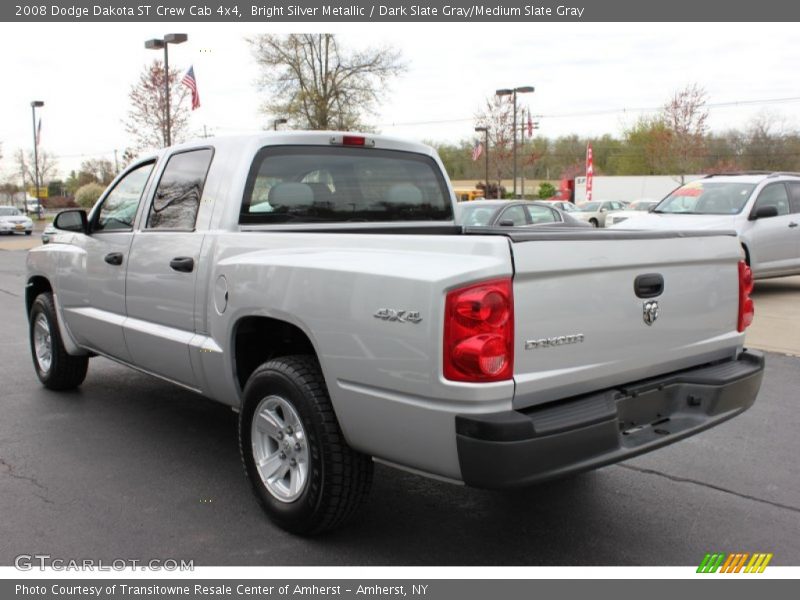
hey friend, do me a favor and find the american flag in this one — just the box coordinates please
[182,66,200,110]
[527,110,533,137]
[471,139,483,161]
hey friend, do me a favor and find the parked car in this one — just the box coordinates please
[456,200,590,228]
[0,206,34,235]
[605,199,659,227]
[27,132,763,534]
[547,200,580,213]
[573,200,627,227]
[609,173,800,279]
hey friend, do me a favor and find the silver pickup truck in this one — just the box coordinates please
[26,132,764,535]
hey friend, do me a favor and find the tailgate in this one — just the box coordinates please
[508,230,744,409]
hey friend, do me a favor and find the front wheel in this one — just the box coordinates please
[589,218,599,227]
[239,355,373,535]
[29,292,88,390]
[25,231,32,236]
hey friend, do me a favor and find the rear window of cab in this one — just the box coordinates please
[239,146,453,224]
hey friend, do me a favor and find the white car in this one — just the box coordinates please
[605,199,659,227]
[609,173,800,279]
[0,206,34,236]
[572,200,627,227]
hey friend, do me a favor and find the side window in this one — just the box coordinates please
[94,162,154,232]
[786,182,800,214]
[753,183,790,216]
[526,204,558,224]
[500,205,528,226]
[147,149,213,230]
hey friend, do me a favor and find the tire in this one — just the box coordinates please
[29,292,88,390]
[25,231,32,236]
[589,218,599,228]
[239,355,373,535]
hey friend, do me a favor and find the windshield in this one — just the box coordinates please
[579,202,600,212]
[241,146,453,224]
[458,205,497,226]
[557,202,578,212]
[0,208,21,216]
[655,182,755,215]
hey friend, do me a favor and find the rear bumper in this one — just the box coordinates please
[455,349,765,489]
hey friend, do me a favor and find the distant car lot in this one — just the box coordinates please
[456,199,589,228]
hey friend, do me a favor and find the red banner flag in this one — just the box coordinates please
[585,142,594,201]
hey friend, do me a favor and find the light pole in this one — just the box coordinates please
[145,33,188,147]
[272,118,288,131]
[474,126,489,198]
[496,86,534,198]
[30,100,44,217]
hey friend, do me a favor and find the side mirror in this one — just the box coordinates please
[752,205,779,220]
[54,209,88,234]
[498,219,515,227]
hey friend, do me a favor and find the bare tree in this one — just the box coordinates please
[249,33,406,130]
[475,96,515,197]
[124,59,190,151]
[16,148,58,186]
[661,83,709,181]
[80,158,117,185]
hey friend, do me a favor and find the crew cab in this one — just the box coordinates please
[26,132,764,534]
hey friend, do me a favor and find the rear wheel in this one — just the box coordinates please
[239,355,373,535]
[589,218,599,227]
[29,292,88,390]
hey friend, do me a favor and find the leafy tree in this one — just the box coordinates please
[75,183,105,209]
[538,182,556,199]
[124,59,190,151]
[249,33,405,130]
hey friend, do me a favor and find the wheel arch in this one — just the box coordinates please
[25,276,53,317]
[231,315,319,392]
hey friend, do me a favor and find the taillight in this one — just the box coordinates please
[342,135,366,146]
[738,260,754,332]
[444,278,513,382]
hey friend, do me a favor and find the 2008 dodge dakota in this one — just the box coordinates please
[26,132,764,534]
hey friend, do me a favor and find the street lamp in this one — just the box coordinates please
[30,100,44,217]
[496,85,534,198]
[145,33,188,147]
[474,126,490,198]
[272,118,288,131]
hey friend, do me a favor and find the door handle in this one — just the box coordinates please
[104,252,123,266]
[634,273,664,298]
[789,222,798,228]
[169,256,195,273]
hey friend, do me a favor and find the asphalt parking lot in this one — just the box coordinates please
[0,247,798,566]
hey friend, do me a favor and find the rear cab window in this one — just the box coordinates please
[240,146,453,224]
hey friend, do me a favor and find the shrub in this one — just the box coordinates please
[538,182,556,199]
[74,183,105,209]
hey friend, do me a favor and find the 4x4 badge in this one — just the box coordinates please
[643,300,659,326]
[374,308,422,323]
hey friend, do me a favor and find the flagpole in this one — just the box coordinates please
[30,100,44,218]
